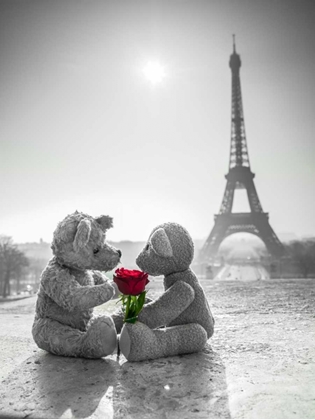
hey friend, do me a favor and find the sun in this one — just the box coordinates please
[143,61,166,85]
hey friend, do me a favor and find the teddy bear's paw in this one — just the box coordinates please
[82,316,117,358]
[120,322,163,362]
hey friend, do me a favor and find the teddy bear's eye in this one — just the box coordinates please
[145,243,150,251]
[93,248,100,255]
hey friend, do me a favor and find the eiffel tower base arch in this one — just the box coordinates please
[198,212,285,278]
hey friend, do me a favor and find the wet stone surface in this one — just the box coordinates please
[0,278,314,418]
[0,346,229,419]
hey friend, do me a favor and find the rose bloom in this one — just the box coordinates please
[114,268,149,296]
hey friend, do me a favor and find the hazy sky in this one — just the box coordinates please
[1,0,315,244]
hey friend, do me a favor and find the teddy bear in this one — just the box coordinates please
[119,222,215,362]
[32,211,122,359]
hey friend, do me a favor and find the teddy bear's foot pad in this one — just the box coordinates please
[81,316,117,358]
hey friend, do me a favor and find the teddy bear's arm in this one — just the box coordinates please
[41,266,115,311]
[138,281,195,329]
[92,271,120,298]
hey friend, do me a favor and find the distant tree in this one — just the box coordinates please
[0,236,29,297]
[27,257,47,288]
[286,239,315,278]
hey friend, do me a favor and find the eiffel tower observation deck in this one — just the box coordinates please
[199,37,285,264]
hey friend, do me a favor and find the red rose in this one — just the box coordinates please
[114,268,149,296]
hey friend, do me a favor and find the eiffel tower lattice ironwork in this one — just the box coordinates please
[199,38,284,263]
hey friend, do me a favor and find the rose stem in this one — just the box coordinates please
[124,295,131,322]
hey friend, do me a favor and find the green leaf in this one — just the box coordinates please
[131,295,137,305]
[137,291,146,313]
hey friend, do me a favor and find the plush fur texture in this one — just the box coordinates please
[32,211,121,358]
[119,222,215,362]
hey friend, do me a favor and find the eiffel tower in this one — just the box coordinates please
[199,37,284,264]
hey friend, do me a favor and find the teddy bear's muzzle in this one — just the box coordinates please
[97,247,121,271]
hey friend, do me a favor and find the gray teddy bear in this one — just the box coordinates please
[119,222,215,362]
[32,211,121,358]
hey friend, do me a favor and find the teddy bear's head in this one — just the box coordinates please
[51,211,121,271]
[136,222,194,276]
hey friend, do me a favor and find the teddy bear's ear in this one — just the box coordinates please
[150,228,173,258]
[95,215,113,231]
[73,219,92,252]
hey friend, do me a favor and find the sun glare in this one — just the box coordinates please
[143,61,166,85]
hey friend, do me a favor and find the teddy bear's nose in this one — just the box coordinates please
[117,249,122,258]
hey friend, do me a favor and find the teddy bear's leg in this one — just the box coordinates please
[32,317,87,357]
[32,315,117,358]
[119,322,207,362]
[81,315,117,358]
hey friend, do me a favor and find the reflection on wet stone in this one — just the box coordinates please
[0,344,230,419]
[113,344,230,419]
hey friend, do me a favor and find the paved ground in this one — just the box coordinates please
[0,277,314,419]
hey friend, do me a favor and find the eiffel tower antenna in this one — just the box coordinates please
[199,41,284,264]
